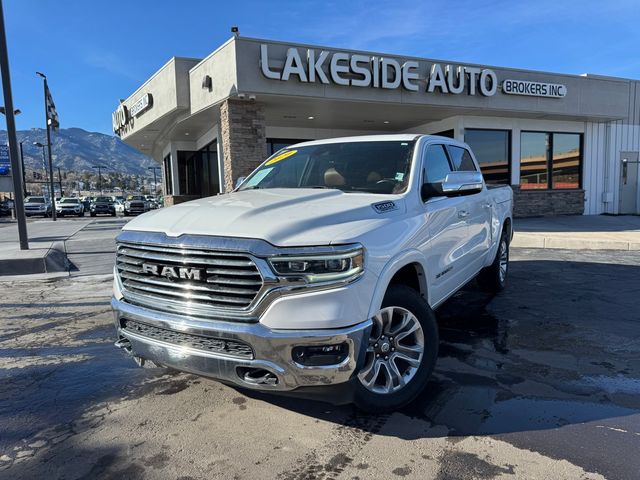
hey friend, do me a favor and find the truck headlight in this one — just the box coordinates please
[269,248,364,284]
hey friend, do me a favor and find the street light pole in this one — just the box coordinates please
[19,141,27,197]
[0,0,28,249]
[36,72,56,221]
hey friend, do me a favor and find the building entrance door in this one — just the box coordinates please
[619,152,639,214]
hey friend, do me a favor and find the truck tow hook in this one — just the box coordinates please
[114,337,133,356]
[240,368,279,386]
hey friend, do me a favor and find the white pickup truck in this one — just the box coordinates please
[112,134,512,412]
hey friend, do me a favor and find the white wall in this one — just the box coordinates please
[585,122,640,214]
[265,125,386,140]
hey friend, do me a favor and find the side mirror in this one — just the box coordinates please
[235,176,246,189]
[422,171,483,201]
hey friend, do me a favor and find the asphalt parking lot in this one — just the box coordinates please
[1,241,639,479]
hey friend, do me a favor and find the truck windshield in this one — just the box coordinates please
[239,140,415,195]
[26,197,45,203]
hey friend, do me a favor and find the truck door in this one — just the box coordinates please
[420,144,470,305]
[446,145,492,272]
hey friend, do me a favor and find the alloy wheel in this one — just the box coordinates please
[358,306,424,394]
[498,239,508,283]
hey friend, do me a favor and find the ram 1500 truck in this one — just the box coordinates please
[112,134,513,412]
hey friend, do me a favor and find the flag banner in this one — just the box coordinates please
[45,85,60,130]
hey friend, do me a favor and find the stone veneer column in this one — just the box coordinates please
[220,99,267,192]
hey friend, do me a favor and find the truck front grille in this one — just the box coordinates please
[116,241,264,317]
[121,319,254,359]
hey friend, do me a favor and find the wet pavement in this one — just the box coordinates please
[0,248,639,479]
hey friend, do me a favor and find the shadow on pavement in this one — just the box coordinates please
[240,259,640,440]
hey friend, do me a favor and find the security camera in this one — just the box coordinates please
[231,26,239,35]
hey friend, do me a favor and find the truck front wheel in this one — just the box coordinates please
[354,284,438,413]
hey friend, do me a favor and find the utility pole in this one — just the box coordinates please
[93,165,106,194]
[57,166,62,196]
[36,72,56,221]
[0,0,28,249]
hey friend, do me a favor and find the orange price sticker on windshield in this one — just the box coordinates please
[265,150,297,165]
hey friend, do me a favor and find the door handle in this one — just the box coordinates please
[458,210,469,219]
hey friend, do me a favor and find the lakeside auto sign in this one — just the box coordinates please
[259,44,567,99]
[112,93,153,136]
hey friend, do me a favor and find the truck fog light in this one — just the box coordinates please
[292,343,349,366]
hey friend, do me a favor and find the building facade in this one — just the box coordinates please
[113,36,640,216]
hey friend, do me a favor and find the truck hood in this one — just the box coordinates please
[123,188,407,247]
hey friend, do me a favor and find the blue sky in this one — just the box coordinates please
[3,0,640,135]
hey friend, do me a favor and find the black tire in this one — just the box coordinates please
[478,229,510,293]
[353,284,439,413]
[90,212,96,217]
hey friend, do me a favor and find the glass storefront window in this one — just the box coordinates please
[177,150,200,196]
[464,129,510,184]
[520,132,549,189]
[176,141,220,197]
[552,133,581,189]
[520,132,582,190]
[162,153,173,195]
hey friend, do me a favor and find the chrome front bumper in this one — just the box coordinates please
[111,297,372,391]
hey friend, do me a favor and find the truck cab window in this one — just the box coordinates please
[423,145,452,184]
[447,145,477,172]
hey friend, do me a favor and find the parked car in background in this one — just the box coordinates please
[124,195,150,216]
[56,197,84,217]
[90,196,116,217]
[145,195,160,209]
[0,199,12,216]
[24,196,52,217]
[112,134,513,412]
[114,199,125,215]
[79,197,91,212]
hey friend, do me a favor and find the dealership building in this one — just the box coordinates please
[113,36,640,216]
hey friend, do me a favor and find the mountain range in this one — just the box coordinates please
[0,128,156,176]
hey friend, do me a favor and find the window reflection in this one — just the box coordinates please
[552,134,581,189]
[520,132,581,190]
[520,132,549,189]
[464,129,510,184]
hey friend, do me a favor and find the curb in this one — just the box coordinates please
[0,241,69,275]
[512,233,640,251]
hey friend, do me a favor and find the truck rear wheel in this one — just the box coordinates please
[478,229,509,293]
[354,284,438,413]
